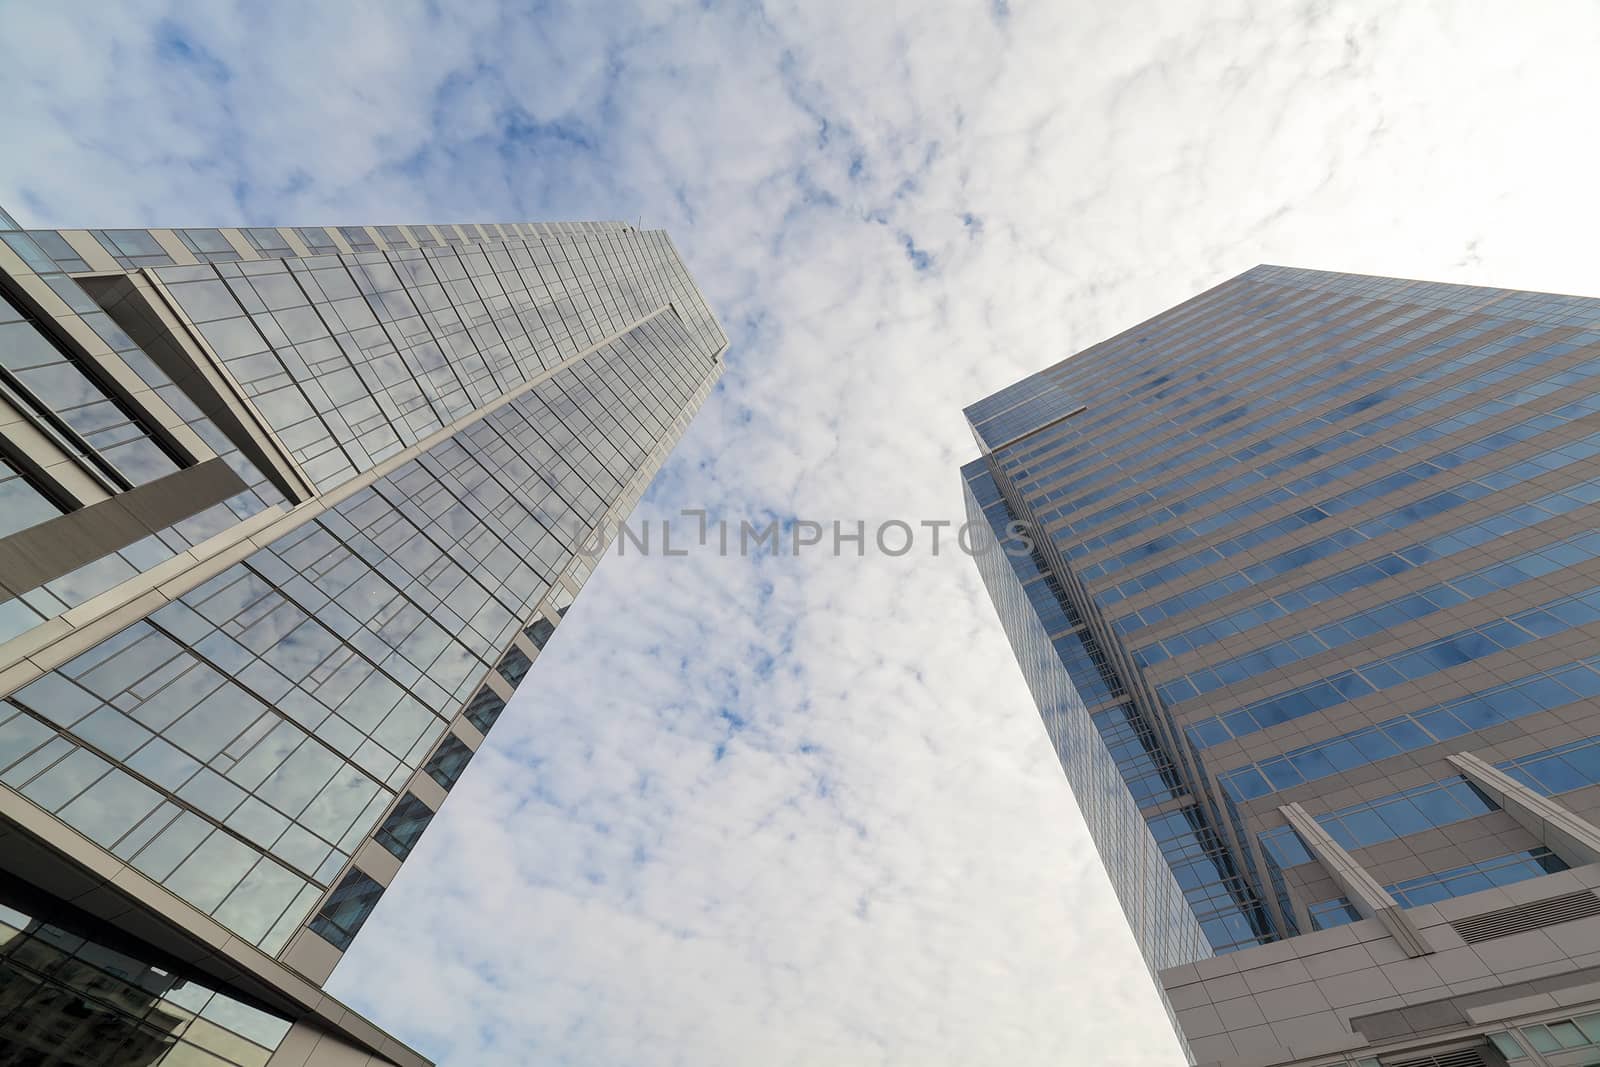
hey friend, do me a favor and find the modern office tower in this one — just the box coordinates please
[0,208,725,1065]
[964,266,1600,1067]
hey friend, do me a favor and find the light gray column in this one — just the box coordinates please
[1280,801,1431,957]
[1448,751,1600,867]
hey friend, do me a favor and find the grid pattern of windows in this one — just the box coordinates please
[1008,295,1471,483]
[963,461,1214,982]
[0,250,291,648]
[1102,427,1600,616]
[1110,435,1600,638]
[157,229,719,491]
[985,283,1437,481]
[1055,328,1587,560]
[966,265,1600,988]
[1073,340,1595,581]
[1147,808,1275,952]
[0,282,722,949]
[0,214,727,976]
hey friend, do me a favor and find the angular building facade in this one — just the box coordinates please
[964,266,1600,1066]
[0,209,725,1065]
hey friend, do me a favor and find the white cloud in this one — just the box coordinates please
[6,1,1600,1064]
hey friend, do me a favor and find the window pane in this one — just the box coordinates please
[463,687,506,735]
[423,734,472,792]
[373,792,435,860]
[497,646,531,687]
[308,867,384,951]
[525,617,555,649]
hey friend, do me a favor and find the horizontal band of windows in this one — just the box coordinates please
[1011,268,1600,489]
[1005,297,1482,482]
[1014,300,1463,516]
[1061,336,1592,568]
[1219,657,1600,801]
[1146,807,1277,950]
[1496,1012,1600,1059]
[1158,529,1600,706]
[1309,848,1567,922]
[1135,475,1600,667]
[1388,844,1561,908]
[1108,430,1600,633]
[983,285,1354,456]
[1090,405,1600,600]
[1191,582,1600,749]
[1001,294,1403,493]
[1259,776,1498,868]
[1022,308,1534,528]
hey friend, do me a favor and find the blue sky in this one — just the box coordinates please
[7,3,1600,1064]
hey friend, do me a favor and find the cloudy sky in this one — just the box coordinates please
[6,2,1600,1064]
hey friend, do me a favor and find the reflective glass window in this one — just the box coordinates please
[308,867,384,950]
[244,227,291,254]
[497,646,532,687]
[463,686,506,735]
[0,454,65,538]
[0,887,294,1062]
[1307,897,1360,931]
[295,227,337,253]
[373,791,435,860]
[1387,848,1566,908]
[423,734,472,792]
[525,617,555,649]
[23,230,89,271]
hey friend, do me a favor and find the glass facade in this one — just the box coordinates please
[0,212,725,1064]
[962,462,1208,1058]
[963,265,1600,1059]
[0,883,293,1066]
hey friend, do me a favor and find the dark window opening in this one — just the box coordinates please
[525,617,555,649]
[497,646,532,688]
[308,868,385,951]
[373,793,435,861]
[424,734,474,792]
[464,686,506,735]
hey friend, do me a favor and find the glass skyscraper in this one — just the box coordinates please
[965,266,1600,1066]
[0,209,724,1065]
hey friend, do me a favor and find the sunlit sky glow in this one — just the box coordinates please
[5,3,1600,1064]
